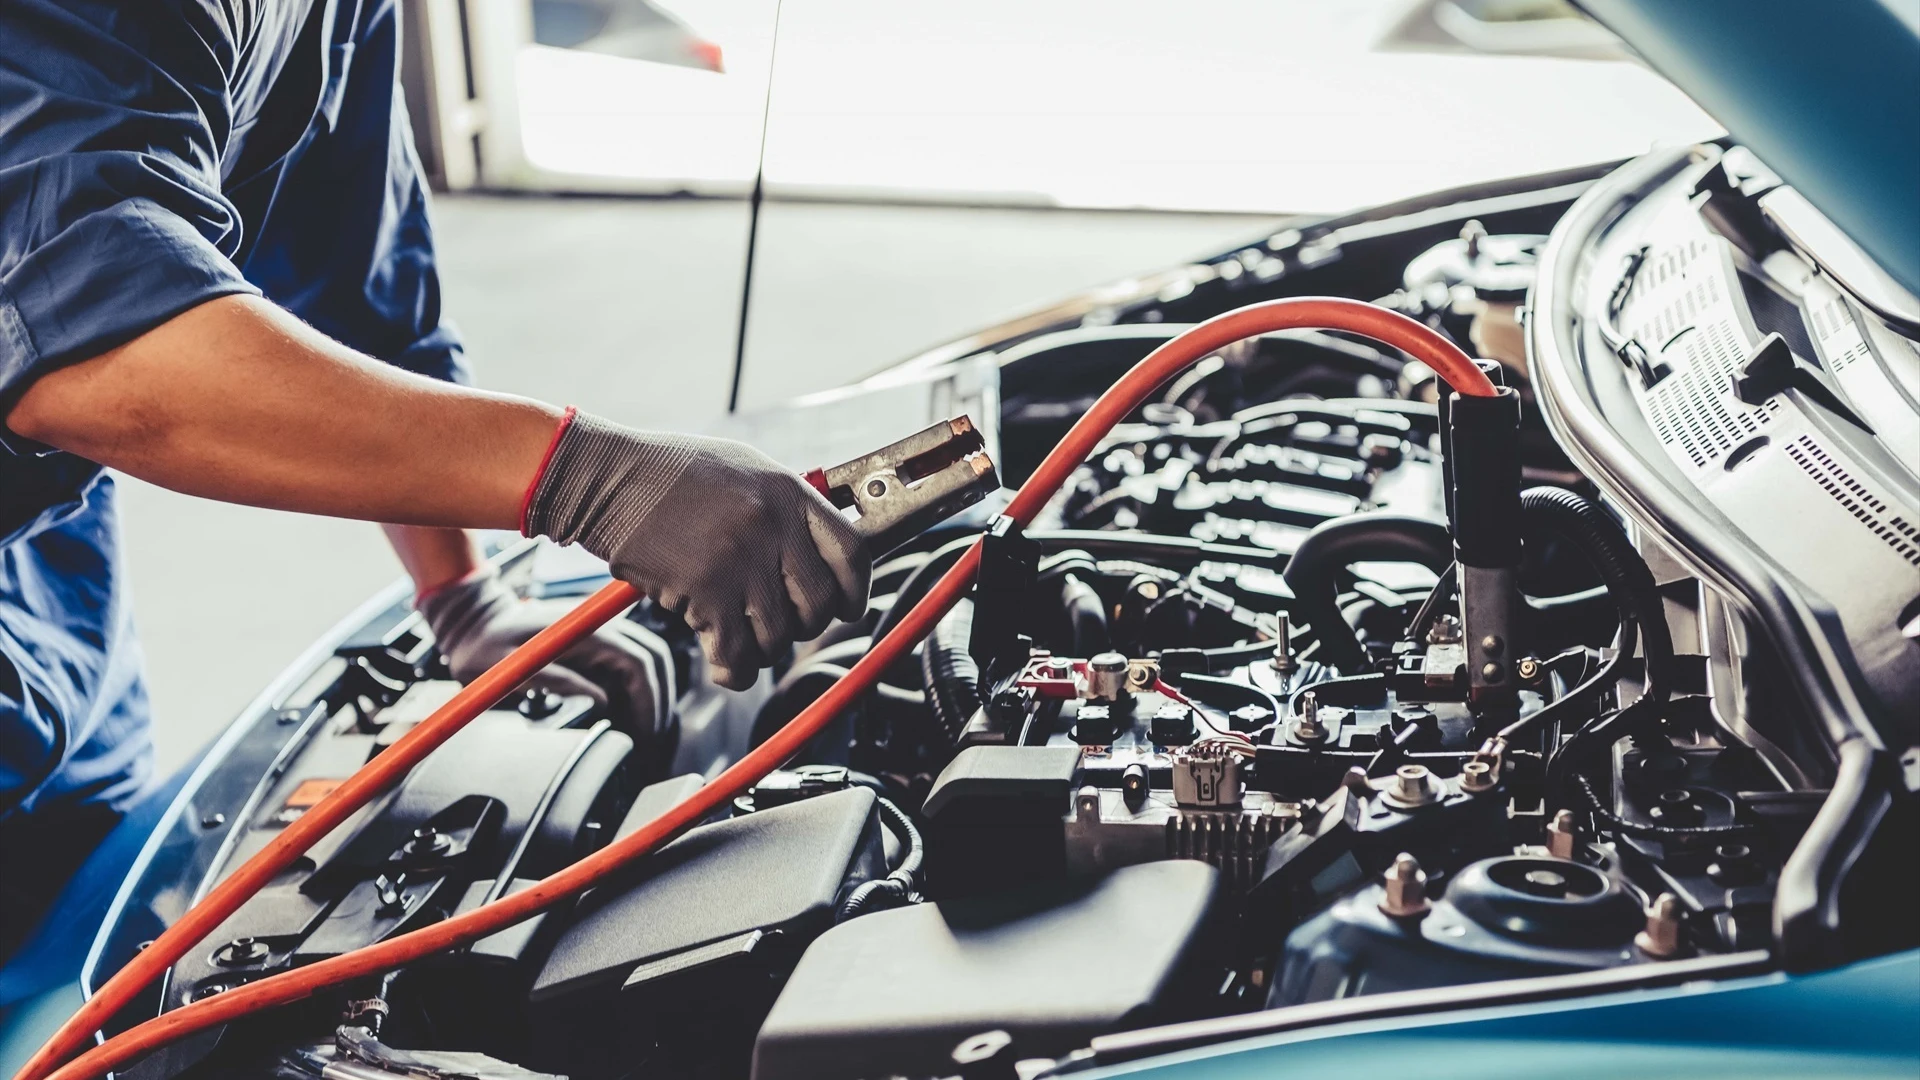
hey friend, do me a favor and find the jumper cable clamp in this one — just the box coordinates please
[804,416,998,554]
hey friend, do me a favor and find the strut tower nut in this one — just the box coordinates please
[1546,809,1580,859]
[1379,853,1431,918]
[1636,892,1685,957]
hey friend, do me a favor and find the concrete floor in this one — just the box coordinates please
[121,195,1278,776]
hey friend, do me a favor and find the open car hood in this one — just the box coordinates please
[1578,0,1920,298]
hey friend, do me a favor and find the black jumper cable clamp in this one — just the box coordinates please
[1438,361,1524,707]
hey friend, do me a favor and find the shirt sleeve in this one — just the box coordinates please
[0,1,259,438]
[241,0,468,385]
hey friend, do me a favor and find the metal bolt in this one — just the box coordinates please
[1459,760,1495,792]
[213,937,270,968]
[1046,657,1073,677]
[1481,635,1504,655]
[1635,893,1684,957]
[1481,661,1504,682]
[1516,655,1543,682]
[1546,809,1579,859]
[1294,691,1325,742]
[1427,614,1462,645]
[865,478,888,498]
[1395,764,1435,804]
[1270,615,1295,675]
[200,812,227,829]
[404,825,453,859]
[1379,853,1431,918]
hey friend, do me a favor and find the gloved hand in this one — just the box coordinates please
[522,410,870,689]
[418,563,676,734]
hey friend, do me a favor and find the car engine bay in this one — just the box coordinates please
[83,144,1918,1080]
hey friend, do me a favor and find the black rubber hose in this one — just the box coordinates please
[1518,487,1675,702]
[1281,513,1453,673]
[877,796,924,881]
[837,797,925,921]
[872,533,979,643]
[750,662,925,746]
[921,599,984,745]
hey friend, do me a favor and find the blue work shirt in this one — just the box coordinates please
[0,0,466,822]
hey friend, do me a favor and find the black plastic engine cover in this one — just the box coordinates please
[528,786,884,1077]
[921,745,1082,896]
[752,859,1222,1080]
[159,716,634,1015]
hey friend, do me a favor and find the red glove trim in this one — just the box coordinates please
[520,406,578,536]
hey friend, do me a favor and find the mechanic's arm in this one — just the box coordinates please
[9,295,557,528]
[383,524,485,595]
[6,293,870,688]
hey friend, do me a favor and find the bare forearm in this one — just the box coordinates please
[5,295,562,529]
[384,524,483,594]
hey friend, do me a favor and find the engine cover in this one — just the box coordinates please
[752,859,1222,1080]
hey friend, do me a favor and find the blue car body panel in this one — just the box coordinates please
[1087,950,1920,1078]
[0,764,191,1078]
[1578,0,1920,299]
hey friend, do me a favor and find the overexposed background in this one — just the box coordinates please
[126,0,1719,775]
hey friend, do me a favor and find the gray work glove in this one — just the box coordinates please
[419,563,676,735]
[523,411,869,690]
